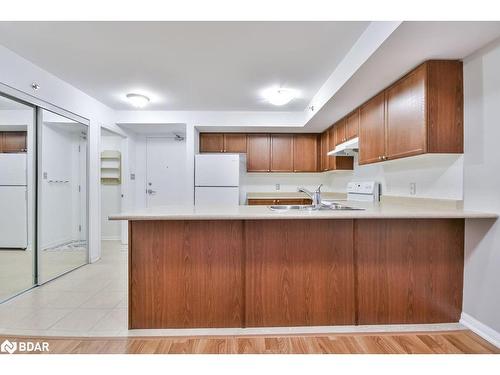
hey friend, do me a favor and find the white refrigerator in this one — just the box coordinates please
[0,154,28,249]
[195,154,246,205]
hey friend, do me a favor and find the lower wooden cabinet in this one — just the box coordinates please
[129,220,244,328]
[128,218,465,329]
[355,219,464,324]
[245,220,355,326]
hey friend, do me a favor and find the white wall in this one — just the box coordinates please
[100,134,123,241]
[326,153,464,200]
[462,38,500,341]
[0,45,116,262]
[241,173,329,198]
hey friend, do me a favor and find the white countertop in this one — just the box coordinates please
[109,199,498,221]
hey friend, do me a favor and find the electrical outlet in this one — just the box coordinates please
[409,182,417,195]
[275,183,280,191]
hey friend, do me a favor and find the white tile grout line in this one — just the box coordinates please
[1,322,466,338]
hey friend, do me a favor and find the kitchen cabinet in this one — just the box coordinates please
[247,198,312,206]
[334,119,346,146]
[245,219,355,326]
[359,60,463,165]
[200,133,247,153]
[293,134,318,172]
[0,131,27,153]
[345,109,359,140]
[223,133,247,153]
[129,220,244,328]
[247,134,270,172]
[270,134,294,172]
[359,91,386,165]
[356,219,464,324]
[199,133,224,152]
[319,131,330,171]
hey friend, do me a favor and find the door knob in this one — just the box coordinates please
[147,189,156,195]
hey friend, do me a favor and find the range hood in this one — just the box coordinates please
[327,137,359,156]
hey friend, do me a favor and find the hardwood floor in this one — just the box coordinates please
[1,330,498,354]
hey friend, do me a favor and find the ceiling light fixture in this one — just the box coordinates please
[126,93,150,108]
[262,88,298,106]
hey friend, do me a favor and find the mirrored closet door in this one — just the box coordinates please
[0,94,36,302]
[38,109,88,283]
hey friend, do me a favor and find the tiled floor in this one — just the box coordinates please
[0,241,88,301]
[0,240,128,337]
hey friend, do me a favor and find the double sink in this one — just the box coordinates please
[269,202,364,212]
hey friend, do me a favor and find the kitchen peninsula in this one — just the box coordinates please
[110,201,497,330]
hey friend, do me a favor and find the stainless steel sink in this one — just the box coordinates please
[269,204,364,211]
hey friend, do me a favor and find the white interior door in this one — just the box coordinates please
[146,137,187,207]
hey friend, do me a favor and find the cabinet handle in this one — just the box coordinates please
[378,156,382,161]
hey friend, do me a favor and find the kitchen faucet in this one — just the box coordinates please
[298,184,323,209]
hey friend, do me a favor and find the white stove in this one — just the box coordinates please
[347,181,380,202]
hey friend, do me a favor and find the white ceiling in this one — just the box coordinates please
[0,21,369,111]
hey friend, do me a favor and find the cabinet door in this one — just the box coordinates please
[328,125,336,152]
[1,132,27,153]
[356,219,464,324]
[247,134,270,172]
[334,120,346,146]
[245,219,355,327]
[359,92,386,165]
[319,131,330,171]
[293,134,318,172]
[270,134,294,172]
[0,133,4,152]
[345,109,359,140]
[386,65,427,160]
[200,133,224,152]
[223,134,247,153]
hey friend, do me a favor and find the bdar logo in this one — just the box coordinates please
[1,339,17,354]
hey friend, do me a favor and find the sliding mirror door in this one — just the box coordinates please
[38,109,88,283]
[0,94,36,302]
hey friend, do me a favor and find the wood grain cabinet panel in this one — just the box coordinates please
[245,219,356,327]
[386,64,427,159]
[334,119,346,146]
[355,219,464,324]
[426,60,463,153]
[223,133,247,153]
[319,131,330,171]
[359,92,386,165]
[247,134,271,172]
[293,134,318,172]
[0,131,27,153]
[345,109,359,140]
[200,133,224,152]
[270,134,294,172]
[129,220,244,329]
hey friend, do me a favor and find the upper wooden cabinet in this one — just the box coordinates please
[0,131,27,153]
[200,133,247,153]
[270,134,294,172]
[334,120,346,146]
[345,109,359,141]
[247,134,271,172]
[359,92,386,165]
[200,133,224,152]
[293,134,318,172]
[319,131,330,171]
[223,134,247,153]
[359,60,463,165]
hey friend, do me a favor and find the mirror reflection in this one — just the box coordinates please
[38,109,88,283]
[0,95,35,301]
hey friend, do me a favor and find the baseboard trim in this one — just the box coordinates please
[460,312,500,348]
[101,237,120,241]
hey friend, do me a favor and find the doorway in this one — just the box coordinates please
[146,136,188,207]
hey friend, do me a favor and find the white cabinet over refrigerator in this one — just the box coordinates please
[195,154,246,205]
